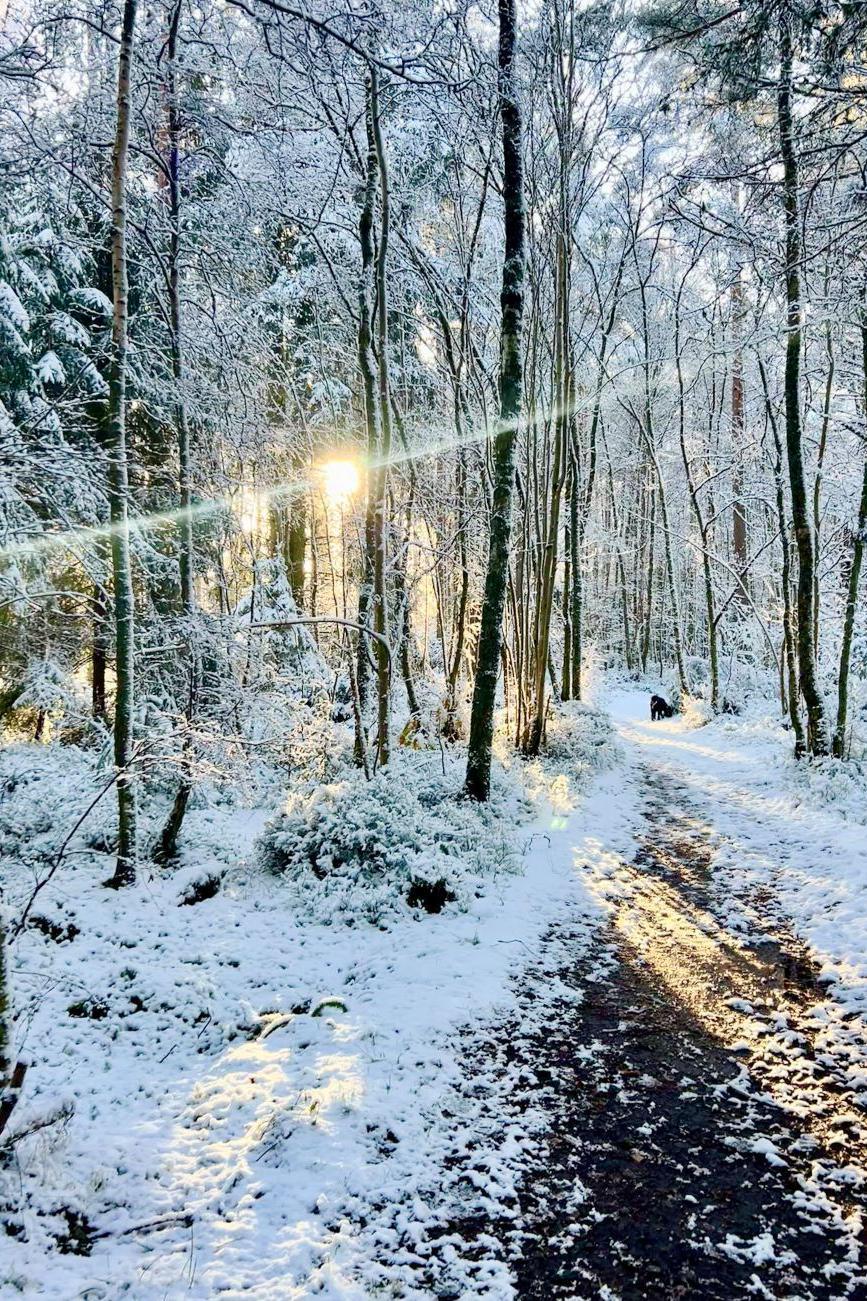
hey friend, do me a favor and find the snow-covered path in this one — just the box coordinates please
[436,689,867,1298]
[606,687,867,1018]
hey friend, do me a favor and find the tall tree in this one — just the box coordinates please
[834,286,867,757]
[104,0,139,887]
[154,0,198,864]
[777,15,830,756]
[465,0,525,800]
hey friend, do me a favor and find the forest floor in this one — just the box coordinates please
[3,688,867,1298]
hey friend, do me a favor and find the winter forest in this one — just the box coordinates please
[2,0,867,1293]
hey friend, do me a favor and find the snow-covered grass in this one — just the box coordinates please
[0,702,636,1297]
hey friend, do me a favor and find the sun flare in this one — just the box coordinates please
[321,458,360,503]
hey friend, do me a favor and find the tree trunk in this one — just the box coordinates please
[813,320,834,658]
[561,460,573,699]
[443,448,470,736]
[569,242,625,698]
[833,303,867,757]
[777,20,830,757]
[568,440,582,695]
[641,472,655,673]
[91,579,109,722]
[605,448,633,670]
[731,262,749,613]
[655,463,689,698]
[104,0,139,888]
[759,356,806,753]
[0,910,26,1142]
[154,0,198,866]
[393,446,420,724]
[465,0,525,801]
[525,227,569,755]
[288,488,306,611]
[636,251,689,698]
[354,73,381,764]
[676,282,718,709]
[371,66,392,769]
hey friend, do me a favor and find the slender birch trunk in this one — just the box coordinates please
[606,453,633,670]
[561,462,573,699]
[676,280,718,709]
[568,436,582,693]
[833,299,867,757]
[371,66,392,768]
[731,261,749,613]
[758,355,806,752]
[568,244,625,698]
[155,0,199,864]
[636,322,688,696]
[524,228,568,754]
[641,471,655,673]
[288,478,307,611]
[104,0,138,888]
[91,575,109,722]
[443,448,470,737]
[813,316,834,658]
[354,73,381,765]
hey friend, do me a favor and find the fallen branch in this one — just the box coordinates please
[1,1100,73,1150]
[92,1211,193,1240]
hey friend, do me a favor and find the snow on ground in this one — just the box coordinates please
[5,684,866,1297]
[1,711,639,1298]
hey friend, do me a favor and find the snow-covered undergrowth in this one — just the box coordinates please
[679,692,715,729]
[787,750,867,825]
[0,701,632,1297]
[259,752,523,923]
[510,700,624,813]
[0,741,115,867]
[542,700,623,777]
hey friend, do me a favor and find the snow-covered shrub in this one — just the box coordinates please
[515,701,620,812]
[787,754,867,825]
[434,692,470,744]
[715,659,783,716]
[0,743,114,870]
[235,560,328,692]
[274,697,352,783]
[683,656,712,701]
[258,756,519,923]
[542,702,621,773]
[0,659,98,744]
[681,695,714,729]
[843,672,867,761]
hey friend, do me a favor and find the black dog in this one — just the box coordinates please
[650,694,673,721]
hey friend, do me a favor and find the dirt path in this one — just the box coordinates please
[439,757,867,1299]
